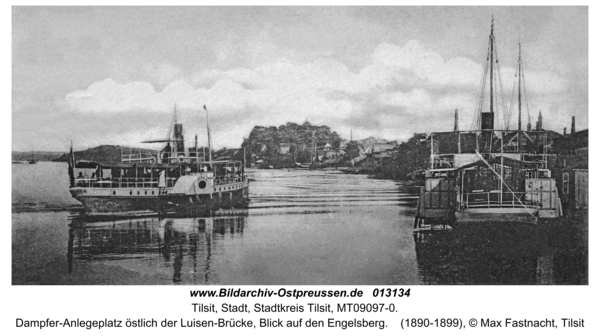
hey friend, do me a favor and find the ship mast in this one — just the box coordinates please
[489,17,494,118]
[203,105,213,168]
[473,16,509,133]
[517,42,522,153]
[514,39,531,154]
[518,43,522,131]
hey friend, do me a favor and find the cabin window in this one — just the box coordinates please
[113,191,116,195]
[563,172,569,195]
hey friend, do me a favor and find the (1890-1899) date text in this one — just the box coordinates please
[401,318,463,329]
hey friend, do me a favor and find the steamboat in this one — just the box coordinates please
[415,19,561,226]
[68,105,249,215]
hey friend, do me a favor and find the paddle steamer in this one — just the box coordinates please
[68,105,249,215]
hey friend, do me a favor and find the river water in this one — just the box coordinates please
[12,162,587,285]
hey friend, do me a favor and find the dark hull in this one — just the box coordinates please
[165,187,249,212]
[73,187,249,215]
[73,195,164,214]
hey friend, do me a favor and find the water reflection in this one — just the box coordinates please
[12,168,586,285]
[68,211,248,284]
[54,170,418,285]
[413,223,587,285]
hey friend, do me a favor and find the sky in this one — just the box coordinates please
[12,6,588,152]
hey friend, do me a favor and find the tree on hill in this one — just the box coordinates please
[371,133,429,180]
[343,141,361,158]
[242,121,343,167]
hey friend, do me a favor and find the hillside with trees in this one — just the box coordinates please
[242,121,343,168]
[369,133,430,180]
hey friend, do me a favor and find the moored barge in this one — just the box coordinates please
[415,19,561,226]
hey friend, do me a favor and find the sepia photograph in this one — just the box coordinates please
[12,6,588,286]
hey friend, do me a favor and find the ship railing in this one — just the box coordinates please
[74,177,177,189]
[121,151,210,164]
[213,174,246,186]
[158,151,208,164]
[121,152,158,163]
[432,152,551,161]
[462,191,542,209]
[431,153,550,170]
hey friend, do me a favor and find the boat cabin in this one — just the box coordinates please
[72,160,245,189]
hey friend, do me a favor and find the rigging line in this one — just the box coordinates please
[507,67,518,130]
[493,68,499,128]
[474,150,537,217]
[498,65,509,130]
[473,68,485,129]
[490,35,497,128]
[493,41,509,130]
[491,35,500,129]
[472,70,484,130]
[493,63,503,129]
[521,61,532,126]
[476,66,485,121]
[477,62,488,128]
[496,68,505,130]
[472,55,485,129]
[476,37,492,129]
[473,47,490,130]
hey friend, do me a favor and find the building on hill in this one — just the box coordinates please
[372,148,397,159]
[371,141,397,154]
[356,137,398,155]
[278,143,293,154]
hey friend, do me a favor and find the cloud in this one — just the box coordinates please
[150,63,185,87]
[65,79,161,112]
[62,39,573,148]
[379,89,433,110]
[372,40,483,88]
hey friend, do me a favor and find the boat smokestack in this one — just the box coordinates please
[454,109,459,131]
[571,116,576,134]
[174,123,184,152]
[481,112,494,130]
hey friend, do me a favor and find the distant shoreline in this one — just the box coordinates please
[12,203,84,213]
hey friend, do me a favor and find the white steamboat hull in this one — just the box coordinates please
[71,183,249,215]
